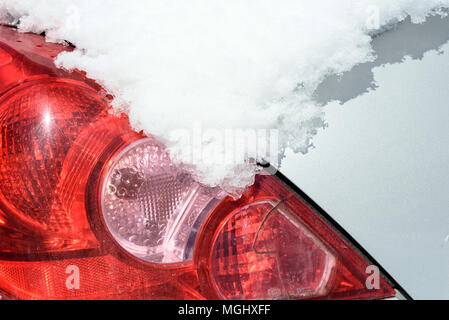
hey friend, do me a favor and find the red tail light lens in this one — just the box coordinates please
[195,176,396,300]
[0,79,110,252]
[0,25,398,300]
[209,200,336,300]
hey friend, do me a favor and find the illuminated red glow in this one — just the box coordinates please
[0,25,396,300]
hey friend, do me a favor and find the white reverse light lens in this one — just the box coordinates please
[100,137,224,264]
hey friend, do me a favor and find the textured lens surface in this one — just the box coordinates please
[101,138,223,264]
[210,200,336,300]
[0,79,115,253]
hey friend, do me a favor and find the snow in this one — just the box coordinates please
[0,0,448,194]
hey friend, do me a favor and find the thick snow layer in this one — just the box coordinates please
[0,1,448,194]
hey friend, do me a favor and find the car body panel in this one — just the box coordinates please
[282,15,449,299]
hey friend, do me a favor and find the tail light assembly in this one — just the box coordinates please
[0,25,408,300]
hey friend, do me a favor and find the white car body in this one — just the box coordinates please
[283,15,449,299]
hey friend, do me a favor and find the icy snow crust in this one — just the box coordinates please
[1,1,448,195]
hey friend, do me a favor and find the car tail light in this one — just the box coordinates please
[0,25,399,300]
[99,137,224,264]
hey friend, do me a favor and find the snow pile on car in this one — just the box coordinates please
[0,0,448,195]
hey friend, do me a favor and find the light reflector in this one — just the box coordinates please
[100,138,224,264]
[210,200,336,299]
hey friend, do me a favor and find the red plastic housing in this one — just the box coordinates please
[0,25,396,300]
[195,176,395,300]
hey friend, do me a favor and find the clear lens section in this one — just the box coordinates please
[101,138,224,264]
[210,200,336,299]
